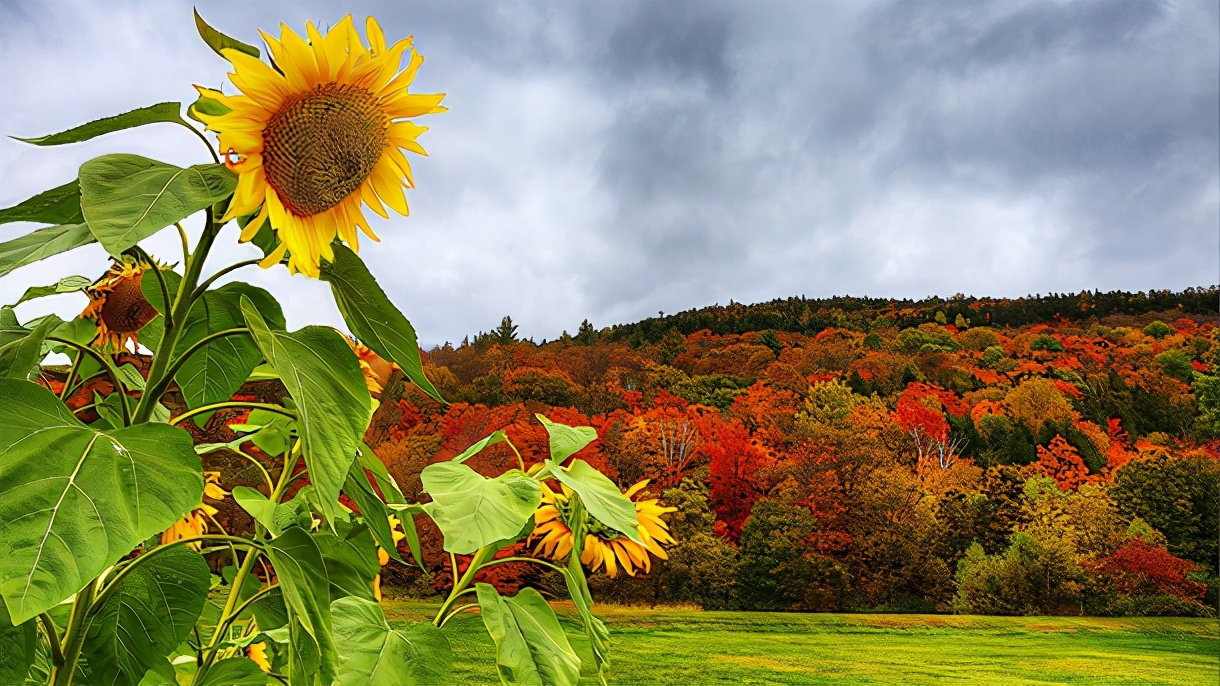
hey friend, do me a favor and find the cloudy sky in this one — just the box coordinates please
[0,0,1216,346]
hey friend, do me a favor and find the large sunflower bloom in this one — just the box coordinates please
[198,16,445,278]
[161,471,228,550]
[532,480,676,578]
[79,258,159,353]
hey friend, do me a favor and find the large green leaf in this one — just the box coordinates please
[0,314,58,380]
[0,601,36,685]
[242,298,371,523]
[79,154,236,256]
[81,546,210,686]
[0,380,203,623]
[14,275,91,305]
[232,486,280,535]
[321,244,444,404]
[314,520,379,602]
[194,8,260,58]
[535,414,598,463]
[173,282,283,411]
[0,179,83,225]
[0,222,95,279]
[547,459,641,544]
[266,527,336,685]
[331,597,451,686]
[452,429,508,464]
[476,584,581,686]
[343,465,404,565]
[13,103,185,146]
[420,462,541,555]
[194,657,268,686]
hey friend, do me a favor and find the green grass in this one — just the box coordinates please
[384,600,1219,685]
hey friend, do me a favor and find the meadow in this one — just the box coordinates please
[384,600,1220,685]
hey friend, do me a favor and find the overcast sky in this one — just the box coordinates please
[1,0,1216,346]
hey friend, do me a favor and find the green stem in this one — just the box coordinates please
[59,352,82,401]
[192,259,261,299]
[129,246,172,329]
[62,369,108,402]
[176,223,191,264]
[434,546,493,627]
[50,581,96,686]
[231,447,275,492]
[179,120,221,165]
[46,337,129,426]
[439,602,480,628]
[211,585,276,644]
[39,613,64,668]
[170,401,294,427]
[133,212,220,424]
[480,556,568,575]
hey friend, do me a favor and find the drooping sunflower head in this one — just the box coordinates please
[532,479,676,578]
[161,471,229,550]
[79,257,160,353]
[198,15,445,278]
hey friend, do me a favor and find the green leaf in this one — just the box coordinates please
[115,363,146,391]
[0,601,36,685]
[321,244,445,404]
[251,586,289,633]
[187,90,232,125]
[476,584,581,686]
[561,556,609,682]
[0,222,96,279]
[81,546,210,686]
[536,414,598,463]
[195,657,268,686]
[266,527,336,686]
[546,459,641,544]
[79,154,237,256]
[242,298,372,523]
[314,521,379,602]
[230,409,295,457]
[420,462,541,555]
[331,597,451,686]
[0,314,58,380]
[13,103,186,146]
[232,486,280,535]
[343,465,404,565]
[174,283,283,411]
[14,275,91,305]
[358,443,405,505]
[452,429,508,464]
[0,380,203,623]
[0,180,83,226]
[194,8,260,59]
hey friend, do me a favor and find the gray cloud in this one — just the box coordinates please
[0,0,1215,347]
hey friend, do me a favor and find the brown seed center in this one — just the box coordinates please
[99,276,157,334]
[262,83,388,217]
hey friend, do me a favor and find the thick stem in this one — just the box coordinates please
[39,614,64,668]
[434,546,493,627]
[50,582,96,686]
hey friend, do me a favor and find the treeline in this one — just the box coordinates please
[592,286,1220,346]
[363,305,1219,617]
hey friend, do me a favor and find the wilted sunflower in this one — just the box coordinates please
[532,479,676,578]
[161,471,228,549]
[197,15,445,278]
[79,258,159,353]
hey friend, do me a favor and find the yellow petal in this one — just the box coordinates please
[223,49,290,111]
[277,22,322,87]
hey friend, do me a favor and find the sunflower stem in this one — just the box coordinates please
[434,546,494,627]
[178,119,221,165]
[158,327,250,390]
[39,614,64,668]
[49,580,96,686]
[46,336,130,426]
[192,259,261,300]
[58,351,83,401]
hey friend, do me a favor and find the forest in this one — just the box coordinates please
[197,287,1219,617]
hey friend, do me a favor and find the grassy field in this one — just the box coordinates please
[384,600,1219,685]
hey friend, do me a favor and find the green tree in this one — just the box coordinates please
[1110,453,1220,568]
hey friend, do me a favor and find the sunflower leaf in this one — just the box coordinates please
[0,379,203,624]
[80,546,211,685]
[546,459,642,544]
[0,180,83,226]
[0,314,59,380]
[266,527,337,685]
[475,584,581,686]
[14,275,91,305]
[0,602,36,686]
[331,597,452,686]
[0,223,96,279]
[194,8,260,59]
[13,102,186,146]
[420,462,541,555]
[241,297,371,525]
[321,244,445,404]
[535,414,598,463]
[79,154,237,257]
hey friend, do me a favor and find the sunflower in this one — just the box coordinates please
[532,479,676,578]
[161,471,228,550]
[341,332,397,395]
[372,515,407,601]
[79,258,160,353]
[246,640,271,673]
[197,15,445,278]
